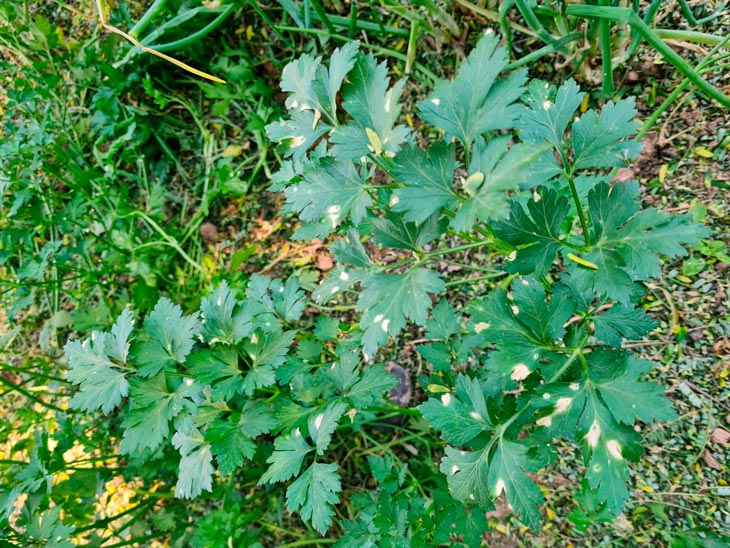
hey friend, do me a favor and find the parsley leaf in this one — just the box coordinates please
[390,142,459,224]
[418,33,526,147]
[287,462,342,535]
[65,332,130,415]
[260,428,312,484]
[284,159,372,239]
[131,297,198,377]
[172,418,214,499]
[492,186,571,278]
[419,375,492,445]
[330,54,409,160]
[454,137,553,231]
[199,281,253,345]
[357,268,445,356]
[575,181,710,303]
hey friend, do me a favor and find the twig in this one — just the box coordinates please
[93,0,225,83]
[683,380,730,413]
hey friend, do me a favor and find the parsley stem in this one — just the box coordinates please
[444,272,506,288]
[277,539,336,547]
[423,240,491,257]
[564,168,591,249]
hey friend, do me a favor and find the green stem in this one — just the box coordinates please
[129,0,167,38]
[423,240,490,257]
[504,32,583,71]
[565,5,730,108]
[310,11,408,37]
[444,272,506,287]
[598,0,614,96]
[0,362,66,383]
[73,500,156,534]
[566,172,591,248]
[513,0,561,50]
[246,0,296,50]
[636,35,730,140]
[0,375,70,413]
[277,538,337,547]
[146,5,236,52]
[677,0,728,26]
[309,0,336,35]
[653,28,729,47]
[121,211,205,274]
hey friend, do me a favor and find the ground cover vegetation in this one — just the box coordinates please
[1,1,728,546]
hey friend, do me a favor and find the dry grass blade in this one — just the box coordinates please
[93,0,225,84]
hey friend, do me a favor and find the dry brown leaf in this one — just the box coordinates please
[703,449,722,470]
[200,222,218,244]
[710,427,730,446]
[315,253,334,271]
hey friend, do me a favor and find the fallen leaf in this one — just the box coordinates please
[200,222,219,244]
[315,253,334,271]
[614,167,635,182]
[711,428,729,446]
[703,449,722,470]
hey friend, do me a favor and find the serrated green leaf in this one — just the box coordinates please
[311,41,360,118]
[119,373,200,455]
[453,137,553,231]
[330,229,373,268]
[314,316,339,341]
[284,159,372,239]
[492,186,571,277]
[132,297,198,377]
[312,266,372,304]
[172,419,214,499]
[266,110,331,161]
[280,53,324,114]
[206,415,257,475]
[433,501,489,547]
[260,429,312,484]
[334,517,379,548]
[425,301,460,340]
[243,329,296,371]
[358,268,445,356]
[487,440,545,530]
[572,98,642,170]
[330,54,409,160]
[574,181,710,303]
[199,281,253,345]
[468,277,573,380]
[578,388,638,515]
[287,462,342,535]
[326,348,361,393]
[308,400,348,455]
[372,210,446,251]
[419,33,526,147]
[390,142,459,223]
[186,346,243,400]
[518,78,585,150]
[344,364,398,408]
[108,307,134,363]
[419,375,491,445]
[440,446,493,508]
[592,304,658,347]
[587,350,677,426]
[273,277,306,322]
[23,505,75,548]
[417,342,453,372]
[65,332,129,414]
